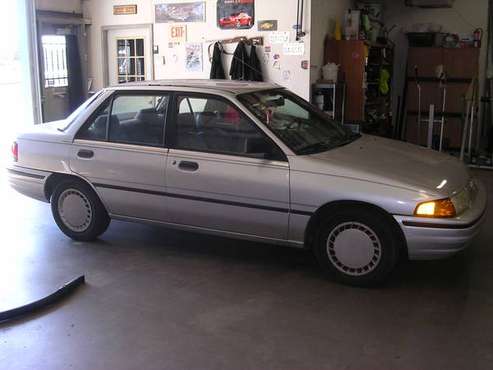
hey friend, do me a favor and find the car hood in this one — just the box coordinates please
[295,135,469,197]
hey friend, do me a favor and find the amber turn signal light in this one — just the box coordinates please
[414,198,456,218]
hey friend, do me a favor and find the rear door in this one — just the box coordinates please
[164,92,290,240]
[70,91,170,221]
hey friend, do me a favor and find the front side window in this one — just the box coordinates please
[170,94,284,160]
[108,94,169,146]
[238,89,360,155]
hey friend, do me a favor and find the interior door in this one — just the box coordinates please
[107,27,152,85]
[164,93,290,240]
[70,92,169,221]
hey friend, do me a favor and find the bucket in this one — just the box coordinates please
[322,63,339,83]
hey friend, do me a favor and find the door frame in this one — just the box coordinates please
[101,24,154,87]
[35,10,90,122]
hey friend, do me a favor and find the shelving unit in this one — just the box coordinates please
[323,39,394,136]
[363,42,394,136]
[311,82,346,124]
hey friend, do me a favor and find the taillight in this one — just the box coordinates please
[11,141,18,162]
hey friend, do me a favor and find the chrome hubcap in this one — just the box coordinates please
[327,222,382,276]
[58,189,93,232]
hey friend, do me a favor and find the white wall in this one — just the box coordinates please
[83,0,315,99]
[309,0,351,84]
[384,0,490,123]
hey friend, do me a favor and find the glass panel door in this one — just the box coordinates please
[116,38,145,83]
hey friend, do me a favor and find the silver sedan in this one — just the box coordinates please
[7,80,487,286]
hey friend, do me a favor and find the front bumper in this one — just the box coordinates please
[6,166,50,202]
[394,180,487,260]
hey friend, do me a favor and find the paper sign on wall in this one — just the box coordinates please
[170,25,187,43]
[283,42,305,56]
[185,43,203,72]
[268,31,290,44]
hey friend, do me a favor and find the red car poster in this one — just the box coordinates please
[217,0,255,30]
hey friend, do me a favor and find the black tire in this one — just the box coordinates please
[51,179,110,241]
[314,206,400,287]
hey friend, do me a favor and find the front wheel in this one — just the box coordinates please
[51,179,110,241]
[314,206,400,287]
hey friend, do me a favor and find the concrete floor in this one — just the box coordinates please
[1,170,493,370]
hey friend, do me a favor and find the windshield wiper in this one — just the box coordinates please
[297,141,331,155]
[334,134,361,148]
[297,134,361,155]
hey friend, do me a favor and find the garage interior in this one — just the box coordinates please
[1,0,493,369]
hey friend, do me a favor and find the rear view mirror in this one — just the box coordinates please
[264,97,285,108]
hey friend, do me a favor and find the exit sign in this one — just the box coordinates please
[113,5,137,15]
[170,25,187,43]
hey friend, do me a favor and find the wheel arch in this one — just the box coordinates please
[44,173,108,212]
[303,200,408,259]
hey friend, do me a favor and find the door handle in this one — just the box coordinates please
[77,149,94,159]
[178,161,199,172]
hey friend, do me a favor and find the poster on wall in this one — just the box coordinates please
[217,0,255,30]
[155,2,205,23]
[185,43,203,72]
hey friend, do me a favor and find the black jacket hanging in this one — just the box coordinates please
[229,41,248,80]
[210,42,226,79]
[248,44,263,82]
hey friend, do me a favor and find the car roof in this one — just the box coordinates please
[108,79,281,95]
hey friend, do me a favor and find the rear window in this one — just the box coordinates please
[59,91,105,131]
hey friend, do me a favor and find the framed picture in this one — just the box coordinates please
[258,20,277,31]
[155,2,205,23]
[217,0,255,30]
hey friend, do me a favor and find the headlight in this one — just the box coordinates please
[414,198,456,218]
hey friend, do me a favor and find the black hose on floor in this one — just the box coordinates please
[0,275,85,323]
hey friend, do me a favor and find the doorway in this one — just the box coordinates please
[40,33,69,121]
[104,25,153,86]
[37,17,86,123]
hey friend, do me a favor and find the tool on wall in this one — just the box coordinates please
[416,66,448,151]
[414,66,422,145]
[295,0,306,41]
[460,78,479,161]
[438,70,448,152]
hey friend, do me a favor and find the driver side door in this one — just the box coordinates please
[164,93,290,240]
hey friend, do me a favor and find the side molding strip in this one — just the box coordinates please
[7,168,46,180]
[93,182,313,216]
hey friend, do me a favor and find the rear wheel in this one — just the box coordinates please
[51,179,110,241]
[314,206,400,286]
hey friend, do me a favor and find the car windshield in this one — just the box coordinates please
[237,89,360,155]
